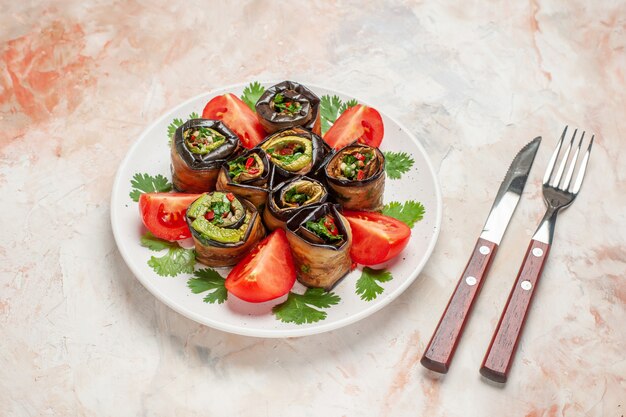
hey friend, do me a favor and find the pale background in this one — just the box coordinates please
[1,1,625,416]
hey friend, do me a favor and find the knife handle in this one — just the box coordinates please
[421,237,498,373]
[480,239,550,383]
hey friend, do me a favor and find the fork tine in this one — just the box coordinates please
[562,131,585,190]
[543,126,568,185]
[569,134,594,194]
[551,128,577,187]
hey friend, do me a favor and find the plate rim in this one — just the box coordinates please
[110,81,442,338]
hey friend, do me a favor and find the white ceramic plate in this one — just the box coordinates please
[110,82,442,338]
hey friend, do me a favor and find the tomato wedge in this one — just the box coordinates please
[202,93,266,149]
[139,193,201,241]
[323,104,384,150]
[342,210,411,265]
[225,229,296,303]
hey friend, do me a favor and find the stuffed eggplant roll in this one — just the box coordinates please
[215,149,270,209]
[324,143,385,211]
[186,192,265,267]
[260,127,328,183]
[285,203,352,290]
[171,119,240,193]
[255,81,321,135]
[263,176,328,231]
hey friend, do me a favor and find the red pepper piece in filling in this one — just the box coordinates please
[323,216,339,236]
[204,211,215,221]
[226,193,235,202]
[357,170,365,180]
[245,157,254,169]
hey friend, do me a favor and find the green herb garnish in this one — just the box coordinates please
[320,95,358,135]
[140,232,195,277]
[384,151,415,180]
[272,288,341,324]
[129,173,172,202]
[187,268,228,304]
[356,267,393,301]
[241,81,265,111]
[382,200,425,228]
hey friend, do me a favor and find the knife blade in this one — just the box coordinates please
[420,137,541,374]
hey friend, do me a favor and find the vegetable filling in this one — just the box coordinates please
[187,192,250,243]
[305,215,344,243]
[183,127,226,154]
[262,136,313,172]
[272,92,303,116]
[227,153,264,183]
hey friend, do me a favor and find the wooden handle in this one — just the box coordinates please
[421,237,498,373]
[480,239,550,383]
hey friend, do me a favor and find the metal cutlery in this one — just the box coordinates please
[480,127,594,383]
[421,137,542,373]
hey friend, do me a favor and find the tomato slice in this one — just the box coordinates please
[342,210,411,265]
[225,229,296,303]
[139,193,201,241]
[202,93,266,149]
[323,104,384,150]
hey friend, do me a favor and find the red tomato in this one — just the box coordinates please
[342,210,411,265]
[225,229,296,303]
[202,93,266,148]
[139,193,201,241]
[323,104,384,150]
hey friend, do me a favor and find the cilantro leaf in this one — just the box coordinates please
[382,200,425,228]
[187,268,227,304]
[147,246,195,277]
[339,98,358,114]
[241,81,265,111]
[129,173,172,202]
[319,95,343,135]
[272,288,341,324]
[383,151,415,180]
[140,231,177,251]
[140,232,195,277]
[356,267,393,301]
[167,112,201,140]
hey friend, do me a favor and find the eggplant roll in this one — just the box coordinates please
[263,176,329,231]
[324,143,385,211]
[171,119,240,193]
[260,127,328,183]
[255,81,321,135]
[215,148,270,210]
[186,192,265,267]
[285,203,352,290]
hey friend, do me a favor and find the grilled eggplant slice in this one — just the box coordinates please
[325,143,385,211]
[260,127,329,184]
[215,148,270,210]
[186,192,265,267]
[285,203,352,290]
[263,176,328,231]
[255,81,321,135]
[171,119,240,193]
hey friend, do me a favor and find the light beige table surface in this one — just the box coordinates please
[1,1,624,416]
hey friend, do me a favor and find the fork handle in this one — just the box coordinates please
[421,238,498,373]
[480,239,550,383]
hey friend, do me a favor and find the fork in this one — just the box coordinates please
[479,126,594,383]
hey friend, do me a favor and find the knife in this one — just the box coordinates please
[420,137,541,373]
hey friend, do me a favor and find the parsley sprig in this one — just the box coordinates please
[129,173,172,202]
[273,288,341,324]
[356,267,393,301]
[167,112,199,138]
[384,151,415,180]
[187,268,228,304]
[319,95,358,135]
[382,200,425,228]
[241,81,265,111]
[140,232,196,277]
